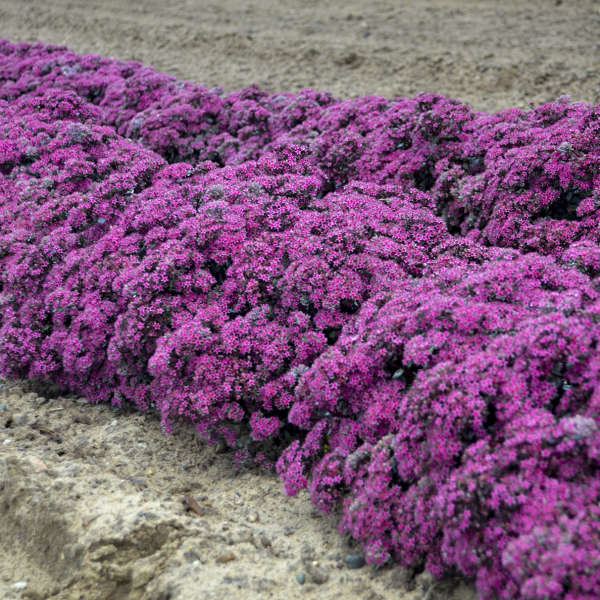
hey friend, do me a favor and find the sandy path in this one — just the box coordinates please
[0,1,599,598]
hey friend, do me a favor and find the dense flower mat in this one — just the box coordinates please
[1,40,600,599]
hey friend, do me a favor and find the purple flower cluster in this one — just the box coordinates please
[2,40,600,599]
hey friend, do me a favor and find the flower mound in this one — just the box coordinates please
[1,40,600,600]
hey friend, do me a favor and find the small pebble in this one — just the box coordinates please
[296,572,306,585]
[3,438,12,445]
[216,552,236,564]
[345,553,366,570]
[0,403,7,411]
[11,581,28,591]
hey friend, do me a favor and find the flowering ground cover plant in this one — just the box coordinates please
[1,40,600,600]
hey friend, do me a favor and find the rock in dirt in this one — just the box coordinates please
[216,552,237,564]
[345,553,366,570]
[11,581,28,591]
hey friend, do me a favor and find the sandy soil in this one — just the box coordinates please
[0,1,599,598]
[1,0,599,112]
[0,379,476,600]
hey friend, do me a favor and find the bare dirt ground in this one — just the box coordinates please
[0,1,599,598]
[1,0,599,113]
[3,379,474,600]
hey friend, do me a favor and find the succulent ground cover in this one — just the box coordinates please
[1,40,600,600]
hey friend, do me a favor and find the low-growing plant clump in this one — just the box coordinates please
[1,40,600,600]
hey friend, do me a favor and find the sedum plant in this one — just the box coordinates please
[1,40,600,600]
